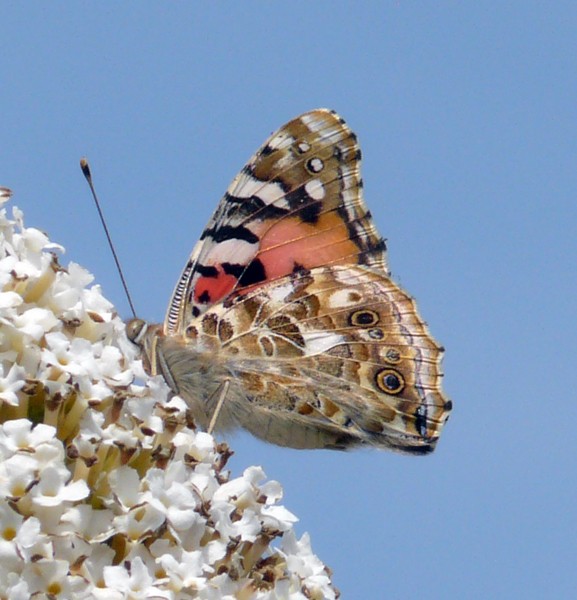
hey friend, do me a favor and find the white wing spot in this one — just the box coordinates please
[302,331,344,354]
[267,281,295,303]
[304,179,325,201]
[327,289,361,308]
[228,172,286,203]
[268,131,295,151]
[207,238,257,264]
[301,113,342,140]
[308,158,324,173]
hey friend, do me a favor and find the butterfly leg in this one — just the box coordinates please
[207,379,231,435]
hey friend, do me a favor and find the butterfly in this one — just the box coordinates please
[127,109,451,453]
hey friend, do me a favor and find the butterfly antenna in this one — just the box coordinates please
[80,158,137,318]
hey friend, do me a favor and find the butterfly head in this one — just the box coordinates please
[126,318,147,346]
[125,318,161,377]
[125,318,189,404]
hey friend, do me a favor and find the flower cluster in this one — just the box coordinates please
[0,187,337,599]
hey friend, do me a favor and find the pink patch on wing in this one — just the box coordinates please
[193,211,362,306]
[256,213,358,278]
[194,268,238,304]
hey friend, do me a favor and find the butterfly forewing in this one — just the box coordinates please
[165,109,387,335]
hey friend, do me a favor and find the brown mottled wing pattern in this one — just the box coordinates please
[177,265,450,452]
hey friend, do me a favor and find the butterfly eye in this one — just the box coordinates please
[125,318,146,345]
[349,309,380,327]
[376,369,405,394]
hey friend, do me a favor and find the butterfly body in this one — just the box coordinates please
[128,109,451,453]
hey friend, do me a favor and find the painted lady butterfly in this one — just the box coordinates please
[127,109,451,453]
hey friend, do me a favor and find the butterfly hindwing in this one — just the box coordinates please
[185,264,449,451]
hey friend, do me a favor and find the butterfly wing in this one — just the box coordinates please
[165,109,387,335]
[165,265,450,452]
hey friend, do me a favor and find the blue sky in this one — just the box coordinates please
[2,3,576,598]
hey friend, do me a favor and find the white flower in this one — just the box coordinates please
[11,517,50,564]
[22,558,73,598]
[126,394,164,434]
[0,364,26,406]
[0,419,55,454]
[142,467,200,532]
[79,544,116,591]
[0,453,38,498]
[103,556,171,599]
[12,307,59,340]
[108,466,141,509]
[156,544,226,592]
[281,531,337,600]
[60,505,114,541]
[42,333,99,378]
[0,291,22,309]
[112,503,166,542]
[213,504,263,542]
[99,345,134,386]
[31,466,89,507]
[0,571,30,600]
[0,500,24,565]
[261,504,299,531]
[49,262,95,317]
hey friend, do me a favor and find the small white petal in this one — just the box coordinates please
[0,292,22,309]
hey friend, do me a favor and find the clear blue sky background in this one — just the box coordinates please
[2,4,576,598]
